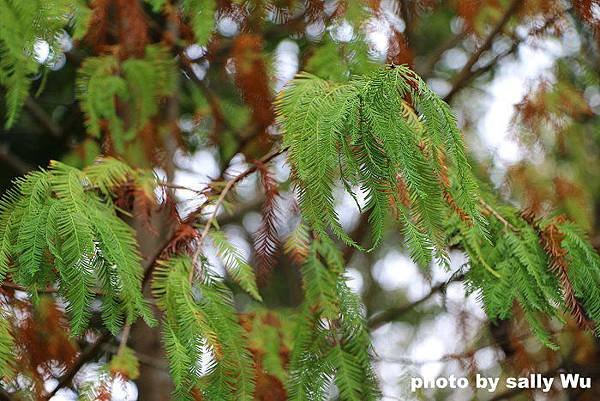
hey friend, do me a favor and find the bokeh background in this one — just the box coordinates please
[1,1,600,400]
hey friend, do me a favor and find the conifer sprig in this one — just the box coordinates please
[152,255,255,401]
[275,66,486,264]
[0,0,91,127]
[76,45,176,151]
[278,66,600,348]
[0,158,152,336]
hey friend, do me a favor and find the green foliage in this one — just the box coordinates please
[244,308,293,383]
[76,56,127,139]
[0,0,90,127]
[4,38,600,398]
[76,45,176,150]
[210,230,262,301]
[454,196,600,348]
[305,36,376,82]
[276,66,485,263]
[150,242,378,400]
[0,158,152,336]
[278,66,600,350]
[458,206,562,348]
[0,312,13,378]
[109,346,141,380]
[558,222,600,326]
[145,0,167,12]
[152,255,255,401]
[182,0,217,45]
[288,239,379,401]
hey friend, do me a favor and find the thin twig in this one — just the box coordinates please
[117,324,132,355]
[0,388,16,401]
[158,182,206,195]
[188,147,286,281]
[444,0,522,102]
[1,282,59,293]
[1,282,104,296]
[479,199,518,231]
[419,30,467,78]
[368,272,466,329]
[43,332,113,400]
[444,14,560,103]
[24,97,62,138]
[0,144,32,175]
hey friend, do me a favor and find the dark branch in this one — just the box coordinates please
[43,332,113,400]
[0,144,32,175]
[367,272,465,329]
[444,0,521,102]
[24,97,62,138]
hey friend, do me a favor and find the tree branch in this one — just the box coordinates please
[419,30,467,78]
[0,144,32,175]
[43,332,113,400]
[444,0,521,102]
[444,14,560,103]
[367,272,465,329]
[188,147,286,280]
[24,97,62,139]
[0,388,16,401]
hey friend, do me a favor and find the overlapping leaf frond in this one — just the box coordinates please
[210,230,262,301]
[0,312,13,377]
[0,0,91,127]
[152,255,255,401]
[288,238,379,401]
[453,196,600,348]
[275,66,486,263]
[0,158,150,336]
[278,66,600,350]
[76,45,175,150]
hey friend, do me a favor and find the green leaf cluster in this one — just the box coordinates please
[210,230,262,301]
[152,255,255,401]
[454,200,600,348]
[76,45,176,150]
[276,66,485,265]
[0,0,90,127]
[0,158,153,336]
[288,238,379,401]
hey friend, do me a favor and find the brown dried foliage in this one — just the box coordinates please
[86,0,150,58]
[538,215,594,329]
[254,161,282,281]
[514,81,592,138]
[305,0,326,22]
[454,0,484,32]
[254,370,288,401]
[165,223,199,255]
[113,180,158,231]
[86,0,111,53]
[17,298,78,390]
[115,0,150,58]
[232,34,274,136]
[437,152,472,224]
[242,311,289,401]
[553,176,585,207]
[92,375,114,401]
[387,30,413,67]
[573,0,600,45]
